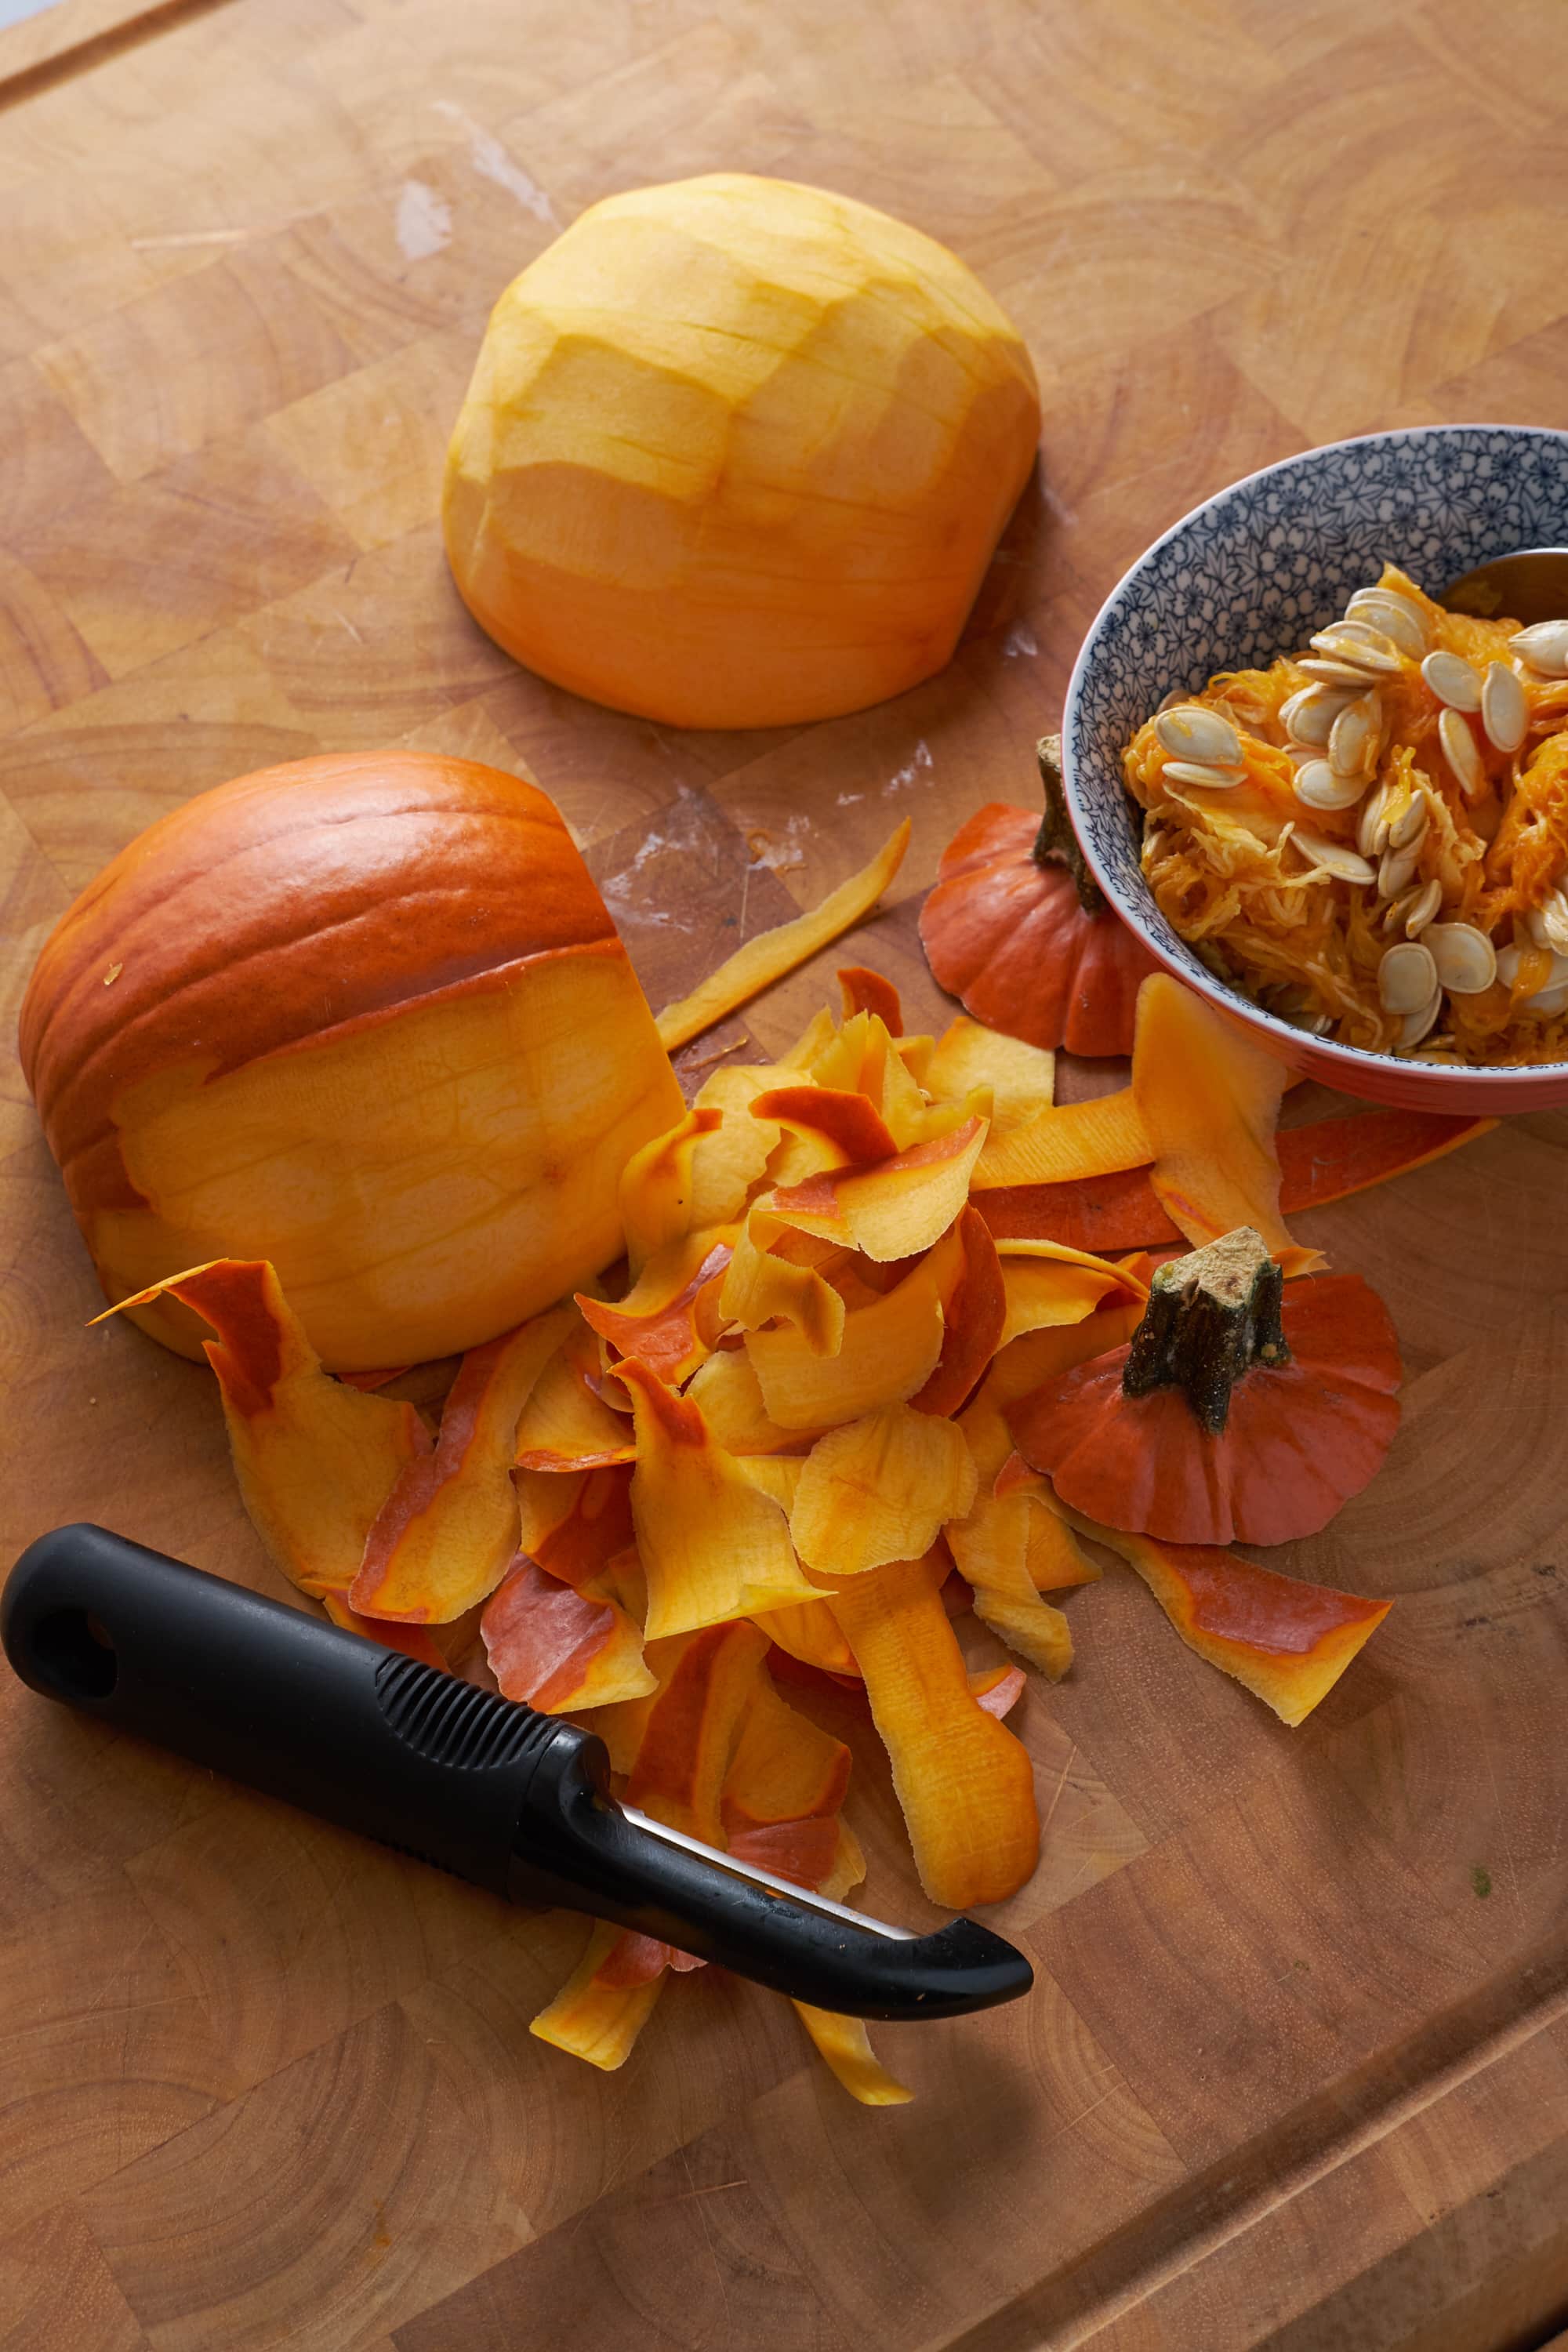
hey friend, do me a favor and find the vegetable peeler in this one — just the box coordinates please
[2,1526,1032,2022]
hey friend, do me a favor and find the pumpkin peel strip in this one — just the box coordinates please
[825,1552,1038,1907]
[622,1359,818,1638]
[95,1258,429,1599]
[530,1920,668,2071]
[1040,1490,1391,1726]
[1132,974,1321,1276]
[655,821,911,1050]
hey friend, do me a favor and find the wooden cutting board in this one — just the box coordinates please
[4,0,1568,2345]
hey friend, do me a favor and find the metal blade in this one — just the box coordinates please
[619,1801,916,1941]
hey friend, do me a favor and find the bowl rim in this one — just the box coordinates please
[1060,420,1568,1094]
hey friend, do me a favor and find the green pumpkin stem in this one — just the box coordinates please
[1032,735,1105,916]
[1121,1227,1290,1436]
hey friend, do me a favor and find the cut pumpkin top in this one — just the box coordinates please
[1006,1227,1401,1547]
[920,737,1160,1058]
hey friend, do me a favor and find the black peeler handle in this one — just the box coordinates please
[2,1526,1033,2022]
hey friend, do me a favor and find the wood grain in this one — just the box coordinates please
[2,0,1568,2345]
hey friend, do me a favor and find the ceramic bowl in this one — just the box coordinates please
[1060,423,1568,1112]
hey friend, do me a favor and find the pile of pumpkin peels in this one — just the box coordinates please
[103,961,1494,2104]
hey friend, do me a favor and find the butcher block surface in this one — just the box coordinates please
[5,0,1568,2347]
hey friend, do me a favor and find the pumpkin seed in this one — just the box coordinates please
[1425,920,1497,994]
[1377,840,1421,900]
[1329,692,1380,778]
[1162,760,1247,790]
[1294,757,1366,811]
[1419,649,1481,710]
[1332,618,1395,651]
[1481,659,1528,754]
[1293,830,1377,884]
[1388,789,1430,851]
[1357,782,1394,860]
[1309,627,1404,676]
[1402,878,1443,936]
[1279,683,1358,746]
[1378,939,1439,1014]
[1497,942,1568,1017]
[1156,704,1243,765]
[1509,620,1568,677]
[1438,706,1486,797]
[1298,657,1380,687]
[1398,988,1444,1050]
[1346,589,1430,657]
[1526,887,1568,956]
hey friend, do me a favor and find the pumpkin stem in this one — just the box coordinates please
[1121,1227,1290,1436]
[1032,735,1105,916]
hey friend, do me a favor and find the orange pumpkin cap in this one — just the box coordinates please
[1005,1271,1402,1547]
[920,801,1160,1060]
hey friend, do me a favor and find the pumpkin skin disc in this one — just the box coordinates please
[920,803,1160,1058]
[1004,1273,1402,1546]
[443,173,1040,730]
[20,751,684,1370]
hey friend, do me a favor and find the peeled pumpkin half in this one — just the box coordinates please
[20,752,684,1371]
[443,173,1041,728]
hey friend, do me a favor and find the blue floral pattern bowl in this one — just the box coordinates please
[1060,425,1568,1111]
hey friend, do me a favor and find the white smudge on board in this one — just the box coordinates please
[434,101,559,224]
[396,180,452,260]
[886,740,935,791]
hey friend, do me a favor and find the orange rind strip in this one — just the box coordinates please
[767,1114,988,1262]
[481,1556,655,1710]
[619,1108,723,1276]
[825,1550,1038,1907]
[910,1207,1006,1417]
[621,1359,818,1639]
[94,1258,428,1599]
[975,1108,1497,1251]
[530,1921,669,2071]
[514,1314,637,1471]
[1132,974,1323,1276]
[718,1219,846,1358]
[837,966,904,1033]
[745,1237,953,1431]
[791,1402,978,1578]
[1039,1489,1391,1726]
[971,1087,1151,1190]
[578,1228,735,1387]
[792,2004,913,2105]
[655,822,911,1051]
[350,1301,575,1622]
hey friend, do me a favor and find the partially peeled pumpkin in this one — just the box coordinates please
[443,173,1041,728]
[19,752,684,1371]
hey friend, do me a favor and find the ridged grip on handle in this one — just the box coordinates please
[1,1523,594,1896]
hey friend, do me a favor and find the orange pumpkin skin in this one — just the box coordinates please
[20,752,684,1370]
[1005,1274,1401,1546]
[919,804,1160,1058]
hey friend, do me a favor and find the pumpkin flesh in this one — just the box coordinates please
[444,175,1040,731]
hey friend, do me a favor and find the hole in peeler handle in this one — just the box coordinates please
[25,1608,118,1701]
